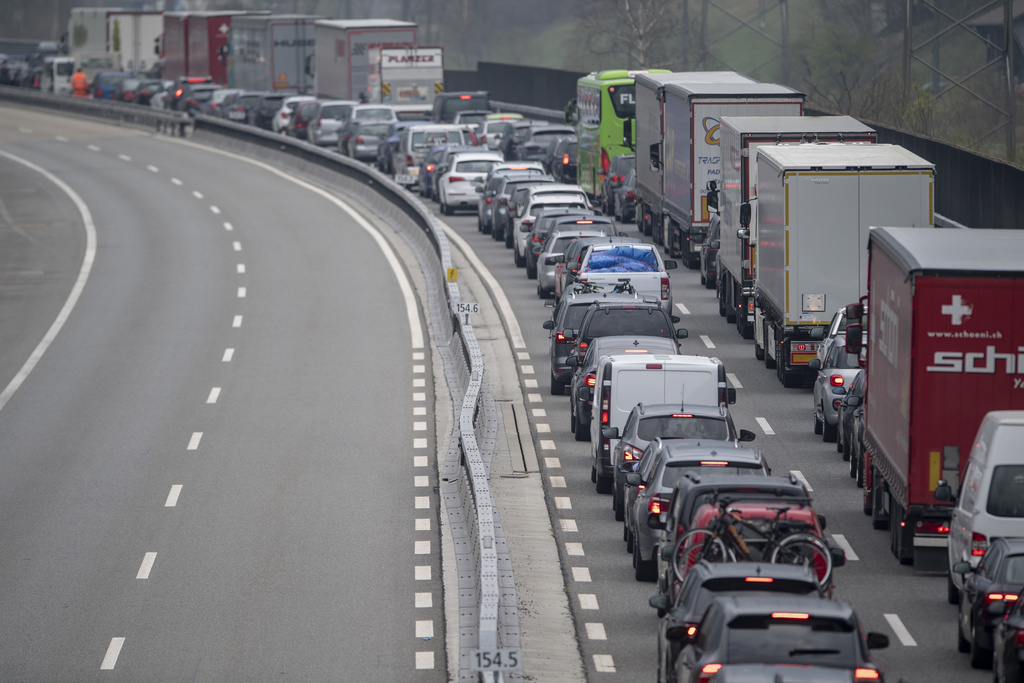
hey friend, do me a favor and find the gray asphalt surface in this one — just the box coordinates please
[0,109,443,681]
[428,187,988,682]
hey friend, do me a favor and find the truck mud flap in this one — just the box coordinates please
[912,544,948,572]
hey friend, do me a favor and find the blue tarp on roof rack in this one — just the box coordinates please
[584,246,659,273]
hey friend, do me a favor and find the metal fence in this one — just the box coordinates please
[0,87,520,682]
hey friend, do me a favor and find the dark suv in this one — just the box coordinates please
[516,125,576,162]
[254,92,294,130]
[570,299,685,370]
[432,91,490,123]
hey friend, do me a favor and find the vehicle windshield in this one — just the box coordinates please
[355,107,393,121]
[608,83,636,118]
[725,615,857,668]
[532,130,568,142]
[56,62,74,76]
[321,104,352,120]
[413,131,461,149]
[986,465,1024,517]
[638,416,729,441]
[584,309,671,339]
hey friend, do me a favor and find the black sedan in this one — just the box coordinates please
[956,537,1024,669]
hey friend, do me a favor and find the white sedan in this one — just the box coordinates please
[437,152,504,216]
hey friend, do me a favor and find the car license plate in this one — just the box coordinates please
[395,174,415,186]
[228,111,245,121]
[470,648,522,672]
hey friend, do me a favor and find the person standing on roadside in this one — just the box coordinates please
[71,66,89,97]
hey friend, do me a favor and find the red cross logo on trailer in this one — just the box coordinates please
[941,295,972,326]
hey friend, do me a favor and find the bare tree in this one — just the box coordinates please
[575,0,683,69]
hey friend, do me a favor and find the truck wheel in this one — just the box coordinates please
[718,295,727,318]
[813,409,823,435]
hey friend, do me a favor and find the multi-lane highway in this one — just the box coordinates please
[0,108,443,681]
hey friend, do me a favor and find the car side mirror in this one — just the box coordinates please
[738,429,756,442]
[809,326,825,340]
[846,302,864,320]
[739,202,751,226]
[475,186,483,194]
[567,355,579,367]
[625,473,642,487]
[736,228,750,240]
[542,320,554,330]
[618,462,639,475]
[671,315,681,323]
[663,260,678,270]
[577,385,592,401]
[952,560,972,574]
[847,395,862,407]
[935,480,955,503]
[727,388,737,404]
[649,594,670,611]
[846,324,863,354]
[830,545,846,567]
[601,427,620,440]
[866,632,889,650]
[520,224,531,232]
[807,358,821,371]
[817,514,827,530]
[647,512,666,530]
[676,329,688,339]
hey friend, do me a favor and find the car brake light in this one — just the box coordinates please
[646,364,663,370]
[622,444,642,461]
[745,577,774,583]
[459,94,472,99]
[555,332,566,342]
[830,374,844,387]
[854,670,880,681]
[649,495,667,515]
[407,155,415,167]
[449,176,465,183]
[626,190,635,199]
[671,414,693,418]
[579,342,588,351]
[356,136,364,144]
[700,461,729,466]
[797,344,807,351]
[772,613,809,620]
[174,88,183,97]
[486,197,493,205]
[601,410,609,425]
[972,532,988,556]
[686,624,698,637]
[697,663,722,682]
[985,593,1019,606]
[1016,627,1024,649]
[576,220,594,224]
[661,276,670,300]
[426,164,435,172]
[585,373,597,387]
[562,153,570,165]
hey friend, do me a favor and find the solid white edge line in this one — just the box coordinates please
[100,637,125,670]
[0,151,97,414]
[831,534,859,561]
[165,138,424,349]
[883,613,918,646]
[440,222,527,349]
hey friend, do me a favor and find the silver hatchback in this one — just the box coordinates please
[809,335,862,442]
[309,100,356,147]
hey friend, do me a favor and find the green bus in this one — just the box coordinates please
[567,69,671,200]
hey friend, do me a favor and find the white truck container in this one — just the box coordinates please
[229,14,318,94]
[660,82,805,266]
[589,354,734,490]
[575,243,679,317]
[43,56,75,95]
[753,144,934,387]
[314,19,417,101]
[367,46,443,105]
[67,8,162,74]
[716,116,876,340]
[634,72,754,246]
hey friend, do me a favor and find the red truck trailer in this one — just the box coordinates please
[848,227,1024,569]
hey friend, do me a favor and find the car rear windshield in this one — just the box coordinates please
[986,465,1024,517]
[355,107,393,121]
[584,309,671,339]
[96,74,123,86]
[725,615,857,668]
[704,577,819,595]
[531,131,568,142]
[456,160,497,173]
[608,84,636,118]
[443,96,488,118]
[459,113,488,125]
[413,131,461,148]
[320,104,351,120]
[638,416,729,441]
[558,302,592,331]
[537,202,587,214]
[359,123,390,136]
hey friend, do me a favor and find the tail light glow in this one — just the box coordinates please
[972,532,988,556]
[459,94,472,99]
[745,577,774,583]
[585,373,597,388]
[854,670,880,681]
[830,374,844,387]
[771,612,809,620]
[601,148,610,173]
[796,344,807,351]
[426,164,435,172]
[661,276,670,300]
[648,495,667,515]
[622,444,642,461]
[562,153,570,165]
[700,461,729,466]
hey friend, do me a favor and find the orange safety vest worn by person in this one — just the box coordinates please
[71,68,89,97]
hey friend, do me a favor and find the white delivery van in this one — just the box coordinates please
[589,354,736,489]
[945,411,1024,600]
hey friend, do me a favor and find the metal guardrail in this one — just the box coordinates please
[0,90,520,682]
[491,99,566,124]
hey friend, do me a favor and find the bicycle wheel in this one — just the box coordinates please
[770,532,833,588]
[673,529,732,583]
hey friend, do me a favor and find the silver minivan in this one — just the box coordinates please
[941,411,1024,602]
[309,100,357,147]
[393,124,473,187]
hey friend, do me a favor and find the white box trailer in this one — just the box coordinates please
[367,46,443,105]
[716,116,876,340]
[314,19,417,101]
[68,8,162,74]
[633,72,754,246]
[753,144,934,387]
[660,82,804,266]
[229,14,318,94]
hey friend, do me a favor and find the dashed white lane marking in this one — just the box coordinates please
[586,623,608,641]
[87,144,100,152]
[413,406,426,416]
[192,190,204,199]
[884,614,917,646]
[413,378,425,387]
[100,637,125,670]
[536,423,551,433]
[118,154,131,161]
[146,164,158,173]
[232,241,241,251]
[223,221,233,231]
[413,351,425,360]
[755,417,775,435]
[222,348,234,362]
[55,135,68,142]
[415,518,430,531]
[572,567,592,582]
[237,263,246,274]
[527,393,542,403]
[414,456,428,467]
[555,497,572,510]
[560,519,578,532]
[517,351,530,360]
[413,364,425,373]
[232,315,243,328]
[675,303,690,315]
[414,540,431,554]
[540,440,556,450]
[415,566,431,580]
[550,476,566,488]
[790,470,813,491]
[414,496,430,509]
[413,421,426,431]
[700,334,716,349]
[414,438,427,448]
[593,654,616,673]
[522,365,534,374]
[832,534,859,561]
[416,620,434,638]
[579,594,599,609]
[545,457,560,468]
[136,552,157,579]
[415,651,434,669]
[727,372,743,389]
[532,408,546,417]
[414,476,429,487]
[171,177,182,185]
[165,485,182,507]
[187,432,202,450]
[210,206,221,214]
[237,287,246,298]
[565,543,584,556]
[415,592,432,608]
[413,392,426,401]
[206,387,221,404]
[524,379,538,388]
